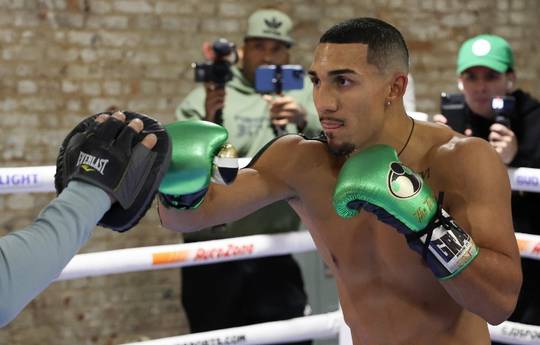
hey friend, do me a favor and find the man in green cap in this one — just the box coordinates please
[175,8,319,343]
[435,34,540,338]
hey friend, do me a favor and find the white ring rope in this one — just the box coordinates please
[56,231,316,281]
[489,322,540,344]
[0,165,56,194]
[515,233,540,260]
[0,165,538,194]
[120,311,343,345]
[117,313,540,345]
[56,231,540,282]
[54,230,540,345]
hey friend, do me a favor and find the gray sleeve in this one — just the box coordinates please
[0,181,111,327]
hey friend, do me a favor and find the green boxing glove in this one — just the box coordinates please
[158,120,238,209]
[333,145,478,280]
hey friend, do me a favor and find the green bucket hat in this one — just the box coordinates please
[245,9,294,46]
[457,34,514,74]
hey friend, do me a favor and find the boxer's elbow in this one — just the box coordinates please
[484,298,517,325]
[157,202,204,233]
[485,271,522,325]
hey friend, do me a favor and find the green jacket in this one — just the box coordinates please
[176,66,321,241]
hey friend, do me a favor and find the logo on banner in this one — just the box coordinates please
[0,174,39,187]
[516,175,539,187]
[516,239,530,253]
[152,250,189,265]
[501,325,540,340]
[175,334,247,345]
[532,243,540,255]
[194,243,255,261]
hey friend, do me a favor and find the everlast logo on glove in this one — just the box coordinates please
[76,151,109,175]
[55,111,171,232]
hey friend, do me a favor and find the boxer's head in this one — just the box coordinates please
[309,18,410,156]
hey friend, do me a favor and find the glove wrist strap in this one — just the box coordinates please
[158,188,208,210]
[406,192,479,280]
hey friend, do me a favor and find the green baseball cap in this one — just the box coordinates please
[457,34,514,74]
[245,9,294,46]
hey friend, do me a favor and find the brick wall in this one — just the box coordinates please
[0,0,538,344]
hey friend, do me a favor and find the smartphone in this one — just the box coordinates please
[492,95,515,127]
[440,92,468,133]
[255,65,304,94]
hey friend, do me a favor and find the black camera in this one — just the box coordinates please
[192,38,237,87]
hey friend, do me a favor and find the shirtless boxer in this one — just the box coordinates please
[158,18,522,345]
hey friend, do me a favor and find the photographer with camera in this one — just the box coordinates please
[434,34,540,336]
[175,9,319,343]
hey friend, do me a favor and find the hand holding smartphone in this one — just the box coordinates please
[255,65,304,94]
[440,92,468,133]
[492,95,515,128]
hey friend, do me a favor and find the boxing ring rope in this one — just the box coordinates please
[3,164,540,345]
[52,230,540,345]
[55,231,316,281]
[121,311,343,345]
[53,231,540,282]
[489,322,540,345]
[1,165,540,194]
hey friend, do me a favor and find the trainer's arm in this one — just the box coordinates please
[440,139,522,325]
[0,181,110,327]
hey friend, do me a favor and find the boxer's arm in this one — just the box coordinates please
[0,181,110,327]
[159,136,299,232]
[439,139,522,325]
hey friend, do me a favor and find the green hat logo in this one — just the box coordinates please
[471,39,492,56]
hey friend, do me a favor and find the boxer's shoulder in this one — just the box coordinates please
[246,133,334,177]
[431,135,498,169]
[246,133,323,164]
[415,121,494,169]
[422,133,506,200]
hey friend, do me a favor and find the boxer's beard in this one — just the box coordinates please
[329,143,355,156]
[326,133,355,156]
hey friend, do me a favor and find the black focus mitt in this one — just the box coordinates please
[55,111,171,232]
